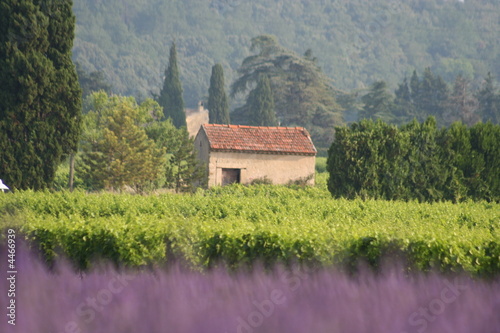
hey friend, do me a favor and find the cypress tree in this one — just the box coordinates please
[408,70,424,120]
[418,68,449,123]
[418,68,435,115]
[477,72,500,124]
[393,77,416,124]
[158,42,186,128]
[207,64,230,124]
[446,75,479,126]
[0,0,82,190]
[402,117,448,202]
[166,127,206,192]
[248,75,278,126]
[359,81,394,122]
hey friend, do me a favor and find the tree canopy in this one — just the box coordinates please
[0,0,81,190]
[207,64,230,124]
[231,35,343,150]
[359,81,394,122]
[327,118,500,202]
[158,42,186,128]
[477,73,500,124]
[247,74,277,127]
[78,92,165,191]
[165,127,206,193]
[76,62,112,98]
[71,0,500,108]
[359,69,500,128]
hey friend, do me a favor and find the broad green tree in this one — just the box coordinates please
[231,35,343,148]
[207,64,230,124]
[247,74,278,126]
[158,42,186,128]
[0,0,82,190]
[78,92,166,191]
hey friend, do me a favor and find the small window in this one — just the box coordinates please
[222,168,241,186]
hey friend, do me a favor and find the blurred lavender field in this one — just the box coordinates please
[1,245,499,333]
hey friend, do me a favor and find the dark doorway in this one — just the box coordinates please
[222,168,241,186]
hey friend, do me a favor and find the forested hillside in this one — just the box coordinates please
[72,0,500,108]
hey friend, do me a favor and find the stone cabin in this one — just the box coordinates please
[194,124,317,187]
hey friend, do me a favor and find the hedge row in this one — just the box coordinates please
[328,118,500,202]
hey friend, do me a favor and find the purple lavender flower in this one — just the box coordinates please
[1,245,499,333]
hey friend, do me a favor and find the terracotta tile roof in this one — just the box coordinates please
[199,124,317,155]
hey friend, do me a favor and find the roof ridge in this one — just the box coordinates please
[203,123,306,131]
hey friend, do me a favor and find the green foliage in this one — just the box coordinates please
[327,118,500,202]
[78,92,166,191]
[158,42,186,128]
[53,160,85,191]
[207,64,230,124]
[77,91,208,193]
[328,119,410,200]
[0,187,498,276]
[416,68,450,123]
[392,77,416,124]
[359,81,394,122]
[250,176,273,185]
[389,68,451,125]
[380,69,500,127]
[75,62,112,98]
[445,75,479,126]
[165,127,207,192]
[71,0,500,109]
[437,57,474,83]
[402,117,451,202]
[247,74,278,126]
[231,35,343,148]
[315,157,327,173]
[0,0,81,190]
[477,73,500,124]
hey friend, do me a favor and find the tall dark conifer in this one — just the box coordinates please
[359,81,394,122]
[0,0,82,190]
[477,72,500,124]
[418,68,449,122]
[410,70,420,101]
[158,42,186,128]
[166,127,206,192]
[248,75,278,126]
[445,75,479,126]
[207,64,230,124]
[393,78,415,121]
